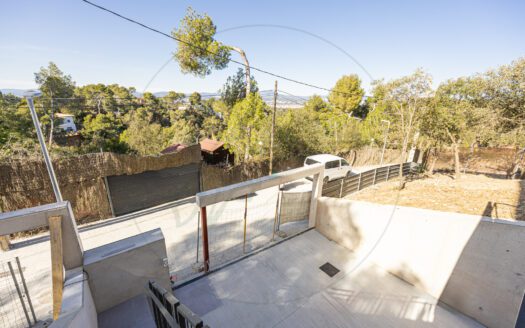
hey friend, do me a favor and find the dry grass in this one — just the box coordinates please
[347,173,525,221]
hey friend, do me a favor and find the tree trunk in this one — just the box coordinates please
[425,147,438,175]
[453,142,461,179]
[230,46,251,96]
[244,126,251,161]
[445,129,461,179]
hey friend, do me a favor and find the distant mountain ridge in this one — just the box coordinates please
[1,89,312,108]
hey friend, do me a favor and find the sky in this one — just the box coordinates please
[1,0,524,96]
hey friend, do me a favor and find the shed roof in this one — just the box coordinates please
[200,138,224,153]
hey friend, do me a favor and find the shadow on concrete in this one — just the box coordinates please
[438,212,525,328]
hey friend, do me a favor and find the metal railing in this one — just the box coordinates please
[322,162,416,198]
[146,280,208,328]
[195,164,324,273]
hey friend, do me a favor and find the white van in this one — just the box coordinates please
[304,154,352,183]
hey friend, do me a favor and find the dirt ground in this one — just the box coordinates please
[347,173,525,221]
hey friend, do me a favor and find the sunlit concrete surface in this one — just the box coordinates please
[0,185,303,322]
[175,230,483,328]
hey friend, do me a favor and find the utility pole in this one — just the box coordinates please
[24,90,63,202]
[269,81,278,175]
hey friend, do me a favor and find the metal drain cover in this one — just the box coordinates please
[319,262,340,277]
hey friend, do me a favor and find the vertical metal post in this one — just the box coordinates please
[272,191,280,241]
[386,165,391,181]
[196,211,200,263]
[373,168,377,185]
[339,179,344,198]
[25,93,63,202]
[8,261,32,327]
[16,257,37,324]
[243,195,248,254]
[200,207,210,272]
[357,173,362,191]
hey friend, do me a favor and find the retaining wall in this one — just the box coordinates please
[315,197,525,328]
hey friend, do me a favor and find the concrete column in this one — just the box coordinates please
[308,168,324,228]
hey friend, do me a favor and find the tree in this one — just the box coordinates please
[81,112,126,152]
[173,7,252,95]
[304,95,328,112]
[34,62,75,146]
[169,119,196,145]
[188,92,202,105]
[483,58,525,145]
[371,69,433,165]
[162,91,185,110]
[119,110,171,155]
[421,78,488,178]
[222,93,268,161]
[275,106,330,159]
[220,68,258,108]
[328,75,365,114]
[0,94,37,158]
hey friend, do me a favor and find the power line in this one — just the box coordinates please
[80,0,358,97]
[278,88,363,121]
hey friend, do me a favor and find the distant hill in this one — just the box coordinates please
[2,89,313,108]
[0,89,27,97]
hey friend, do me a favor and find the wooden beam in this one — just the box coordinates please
[48,215,64,320]
[0,235,10,251]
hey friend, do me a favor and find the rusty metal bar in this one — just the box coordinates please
[200,207,210,272]
[196,211,200,264]
[16,257,37,324]
[8,261,32,327]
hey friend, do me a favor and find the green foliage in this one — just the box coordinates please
[188,92,202,105]
[169,119,196,145]
[119,110,171,155]
[275,106,330,159]
[34,62,75,99]
[3,56,525,165]
[81,112,126,152]
[328,75,365,113]
[222,93,268,161]
[304,95,328,112]
[220,68,259,108]
[172,7,231,77]
[368,69,433,153]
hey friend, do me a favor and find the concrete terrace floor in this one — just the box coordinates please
[175,230,484,328]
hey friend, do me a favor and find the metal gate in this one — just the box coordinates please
[107,163,200,216]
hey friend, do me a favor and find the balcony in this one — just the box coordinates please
[0,163,524,328]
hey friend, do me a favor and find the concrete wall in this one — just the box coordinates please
[83,228,171,313]
[315,197,525,328]
[49,269,97,328]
